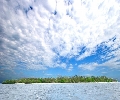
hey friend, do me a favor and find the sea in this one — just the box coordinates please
[0,83,120,100]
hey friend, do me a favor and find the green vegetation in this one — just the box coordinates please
[2,75,117,84]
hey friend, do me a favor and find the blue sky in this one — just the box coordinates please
[0,0,120,82]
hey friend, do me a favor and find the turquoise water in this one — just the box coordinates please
[0,83,120,100]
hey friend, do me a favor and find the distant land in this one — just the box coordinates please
[2,75,117,84]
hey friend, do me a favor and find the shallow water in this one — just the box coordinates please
[0,83,120,100]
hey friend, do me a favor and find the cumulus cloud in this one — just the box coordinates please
[78,63,98,71]
[0,0,120,72]
[68,64,73,71]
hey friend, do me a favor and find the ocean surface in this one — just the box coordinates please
[0,83,120,100]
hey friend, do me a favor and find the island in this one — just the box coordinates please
[2,75,117,84]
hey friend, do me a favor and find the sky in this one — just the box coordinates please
[0,0,120,82]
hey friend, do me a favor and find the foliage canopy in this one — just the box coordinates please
[2,75,117,84]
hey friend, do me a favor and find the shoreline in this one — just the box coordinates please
[13,82,119,84]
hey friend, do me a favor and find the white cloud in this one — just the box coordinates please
[102,72,107,74]
[0,0,120,72]
[100,56,120,69]
[44,73,53,76]
[78,63,98,70]
[68,64,73,71]
[53,62,67,69]
[78,46,120,70]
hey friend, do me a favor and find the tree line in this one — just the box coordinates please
[2,75,117,84]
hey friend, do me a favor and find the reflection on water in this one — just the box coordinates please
[0,83,120,100]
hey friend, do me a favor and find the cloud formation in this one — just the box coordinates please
[0,0,120,73]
